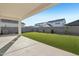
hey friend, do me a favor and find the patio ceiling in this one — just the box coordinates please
[0,3,57,21]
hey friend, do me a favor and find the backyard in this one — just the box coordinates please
[22,32,79,55]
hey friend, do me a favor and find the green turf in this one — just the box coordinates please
[23,32,79,55]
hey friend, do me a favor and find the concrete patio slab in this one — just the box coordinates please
[0,35,18,49]
[4,36,76,56]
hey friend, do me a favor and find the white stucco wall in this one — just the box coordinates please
[0,20,25,34]
[1,22,18,27]
[0,21,24,27]
[48,20,66,27]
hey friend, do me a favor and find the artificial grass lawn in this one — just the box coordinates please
[23,32,79,55]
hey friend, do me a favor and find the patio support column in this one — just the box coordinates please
[18,20,21,35]
[0,19,1,35]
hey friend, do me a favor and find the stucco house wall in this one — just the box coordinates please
[47,19,66,27]
[0,19,25,35]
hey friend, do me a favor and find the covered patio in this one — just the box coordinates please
[0,3,58,56]
[0,3,57,35]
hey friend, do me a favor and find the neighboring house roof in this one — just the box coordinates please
[48,18,65,23]
[35,22,50,27]
[66,20,79,26]
[47,23,53,27]
[35,22,45,25]
[35,22,47,25]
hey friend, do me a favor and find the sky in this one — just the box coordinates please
[22,3,79,26]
